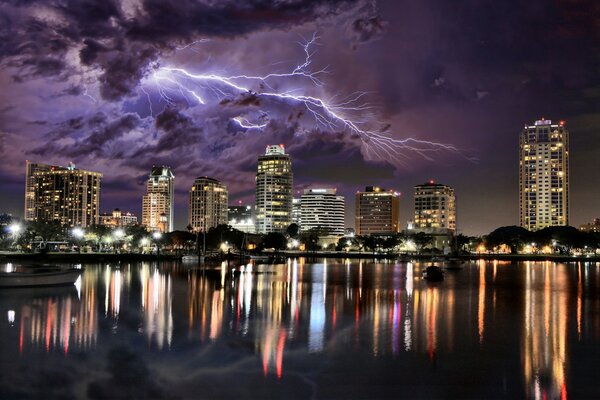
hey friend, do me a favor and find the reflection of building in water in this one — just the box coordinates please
[74,269,98,350]
[522,263,568,399]
[140,264,173,349]
[16,282,98,354]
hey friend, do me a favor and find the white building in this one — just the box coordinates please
[300,188,345,236]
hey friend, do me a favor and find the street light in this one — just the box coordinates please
[8,223,22,235]
[72,227,84,253]
[152,232,162,257]
[113,228,125,253]
[7,223,23,252]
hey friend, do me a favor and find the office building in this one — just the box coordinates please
[99,209,138,227]
[255,144,293,233]
[519,119,569,231]
[24,161,102,227]
[300,188,345,235]
[142,166,174,232]
[189,177,228,232]
[413,181,456,231]
[355,186,400,235]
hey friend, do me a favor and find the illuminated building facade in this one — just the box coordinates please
[292,198,302,227]
[300,188,345,235]
[519,119,569,231]
[580,218,600,233]
[228,204,255,233]
[413,181,456,231]
[99,208,138,227]
[24,161,102,227]
[189,177,228,232]
[255,144,293,234]
[142,166,174,232]
[355,186,400,235]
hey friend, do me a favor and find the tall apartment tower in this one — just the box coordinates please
[300,188,345,235]
[255,144,293,234]
[188,176,228,232]
[142,166,174,232]
[519,119,569,231]
[355,186,400,235]
[413,181,456,231]
[24,161,102,227]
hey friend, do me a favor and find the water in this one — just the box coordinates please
[0,259,599,399]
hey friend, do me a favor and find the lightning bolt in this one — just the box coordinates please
[143,33,471,164]
[233,116,268,130]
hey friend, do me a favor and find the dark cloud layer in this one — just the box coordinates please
[0,0,599,233]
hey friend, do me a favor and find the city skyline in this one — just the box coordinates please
[1,1,599,235]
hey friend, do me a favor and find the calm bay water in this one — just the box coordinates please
[0,259,599,399]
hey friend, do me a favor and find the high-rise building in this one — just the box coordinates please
[255,144,293,234]
[99,208,138,227]
[189,176,228,232]
[413,181,456,231]
[292,198,302,227]
[24,161,102,227]
[142,166,174,232]
[355,186,400,235]
[300,188,345,235]
[519,119,569,231]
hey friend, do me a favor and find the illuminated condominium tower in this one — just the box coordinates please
[300,188,345,235]
[413,181,456,231]
[255,144,293,233]
[189,177,228,232]
[355,186,400,235]
[519,119,569,231]
[142,166,174,232]
[24,161,102,227]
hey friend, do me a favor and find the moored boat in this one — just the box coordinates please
[422,265,444,281]
[182,255,203,263]
[0,267,81,288]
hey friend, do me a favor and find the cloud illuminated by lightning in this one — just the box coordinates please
[143,33,470,164]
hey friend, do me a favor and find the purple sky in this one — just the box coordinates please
[1,0,599,235]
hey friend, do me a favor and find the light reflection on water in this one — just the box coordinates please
[0,259,599,398]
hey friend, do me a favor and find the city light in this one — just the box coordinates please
[113,229,125,239]
[8,223,22,235]
[152,232,162,240]
[72,227,84,239]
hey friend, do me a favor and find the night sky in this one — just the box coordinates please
[0,0,599,235]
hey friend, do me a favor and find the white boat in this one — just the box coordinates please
[182,255,204,263]
[0,267,81,288]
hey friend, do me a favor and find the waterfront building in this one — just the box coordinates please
[142,166,174,232]
[413,181,456,231]
[292,198,302,227]
[255,144,293,234]
[189,177,228,232]
[228,204,255,233]
[24,161,102,227]
[355,186,400,235]
[580,218,600,233]
[519,119,569,231]
[98,209,138,227]
[300,188,345,235]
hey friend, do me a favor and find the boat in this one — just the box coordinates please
[0,266,81,288]
[182,255,203,263]
[422,265,444,281]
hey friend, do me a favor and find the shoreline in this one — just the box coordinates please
[1,251,599,263]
